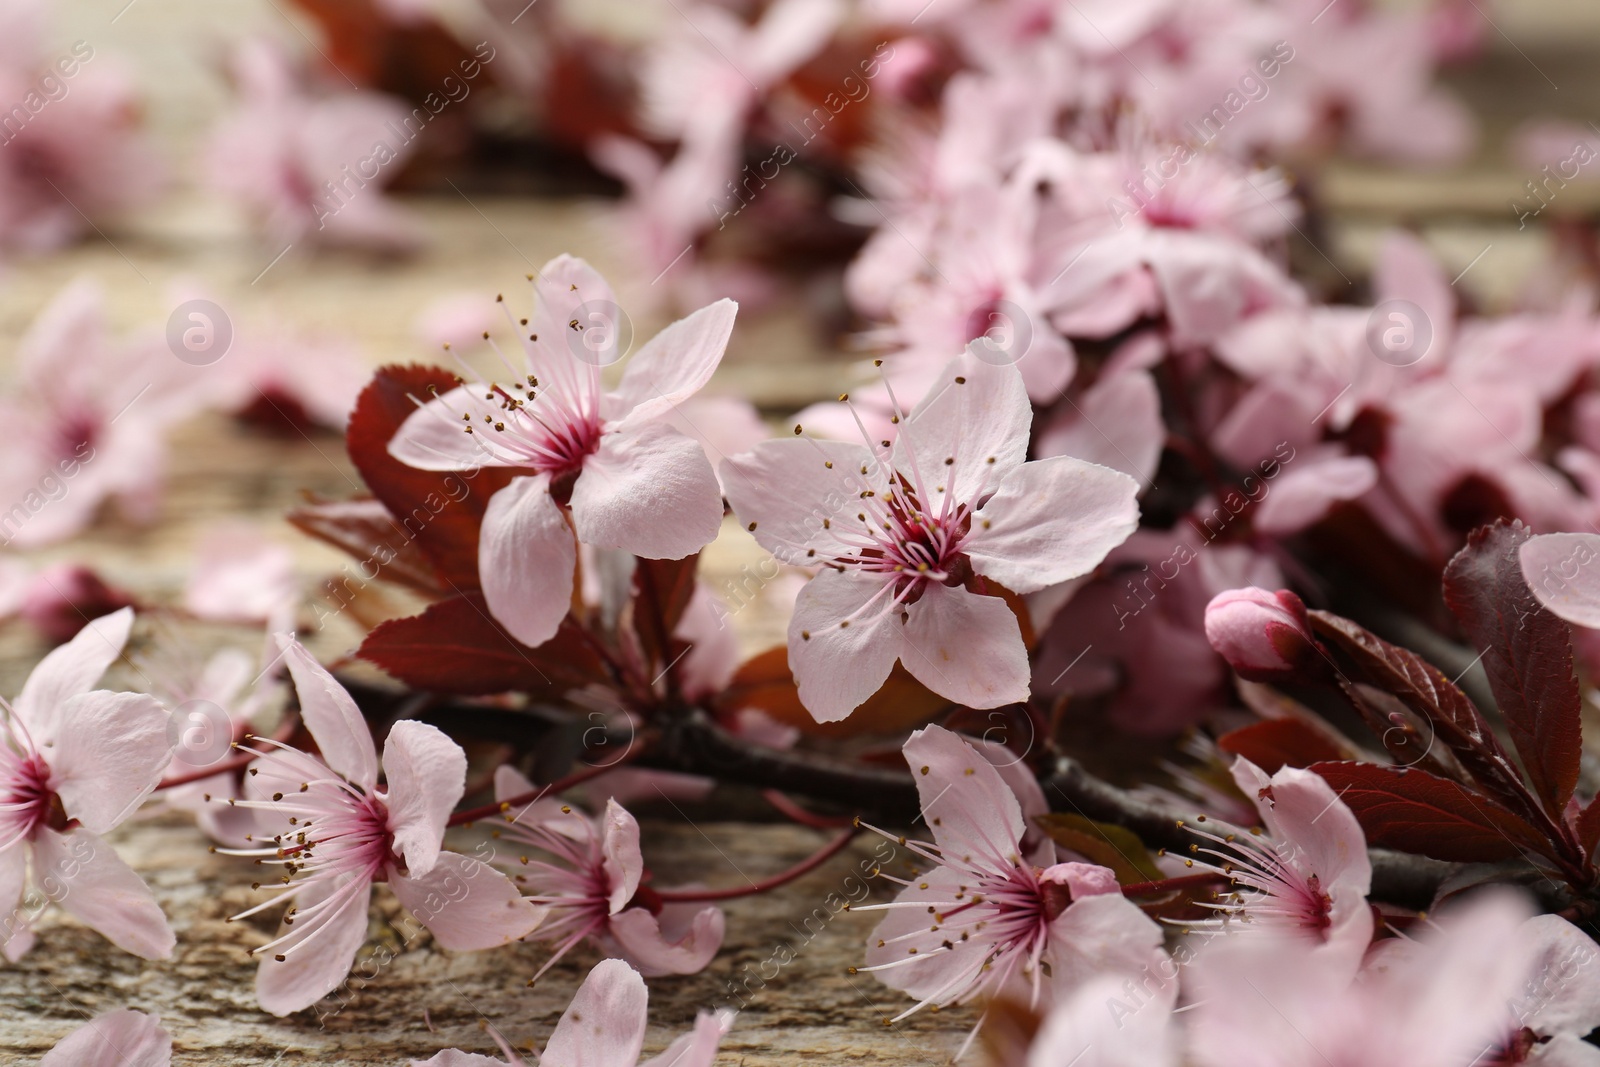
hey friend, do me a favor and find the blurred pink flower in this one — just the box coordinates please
[1026,974,1179,1067]
[19,562,136,644]
[183,523,298,624]
[206,38,420,252]
[854,726,1171,1046]
[0,608,175,961]
[0,1,164,252]
[389,255,736,649]
[0,279,208,548]
[40,1008,171,1067]
[226,636,543,1015]
[1186,890,1536,1067]
[492,765,725,981]
[724,352,1139,722]
[411,958,730,1067]
[1188,757,1373,975]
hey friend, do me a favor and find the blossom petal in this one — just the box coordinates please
[864,865,989,1000]
[49,691,172,834]
[1521,533,1600,629]
[479,475,576,649]
[900,584,1030,709]
[721,437,885,564]
[1513,914,1600,1040]
[388,386,511,472]
[540,958,648,1067]
[601,799,644,914]
[569,424,722,559]
[1035,370,1163,486]
[35,828,174,960]
[1027,975,1179,1067]
[383,720,466,878]
[1045,893,1170,1001]
[257,876,372,1016]
[391,852,546,950]
[607,904,724,977]
[1252,453,1377,535]
[788,569,903,723]
[14,606,133,740]
[40,1010,171,1067]
[903,724,1027,862]
[408,1053,510,1067]
[897,352,1031,497]
[277,635,378,791]
[611,299,738,429]
[638,1011,730,1067]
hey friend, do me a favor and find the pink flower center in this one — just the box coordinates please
[841,483,973,600]
[0,748,59,850]
[451,378,604,496]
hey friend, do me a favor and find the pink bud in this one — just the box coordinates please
[21,564,135,645]
[1204,587,1316,682]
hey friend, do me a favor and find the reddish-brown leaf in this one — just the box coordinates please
[358,593,605,697]
[286,497,441,595]
[1217,718,1354,774]
[1311,760,1559,865]
[346,365,517,591]
[1442,519,1582,816]
[1308,611,1532,813]
[631,554,700,674]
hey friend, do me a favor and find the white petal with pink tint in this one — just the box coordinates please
[389,386,510,472]
[49,691,171,834]
[611,299,738,429]
[256,876,372,1016]
[897,352,1031,492]
[382,720,466,878]
[721,437,886,564]
[1522,533,1600,628]
[967,455,1140,594]
[277,635,378,790]
[540,958,649,1067]
[14,606,133,740]
[35,828,174,961]
[40,1009,171,1067]
[601,799,645,914]
[638,1012,730,1067]
[479,474,577,649]
[787,569,903,723]
[1035,369,1163,486]
[903,724,1025,856]
[608,903,725,977]
[1253,452,1377,535]
[569,423,722,559]
[901,584,1029,710]
[390,852,545,950]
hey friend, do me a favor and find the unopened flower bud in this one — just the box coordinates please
[1204,587,1316,682]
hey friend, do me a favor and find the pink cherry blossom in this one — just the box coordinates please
[491,766,725,980]
[223,636,543,1016]
[1183,757,1373,976]
[206,38,419,252]
[388,255,737,649]
[723,351,1139,722]
[0,0,164,253]
[853,726,1170,1045]
[0,279,208,548]
[0,608,175,961]
[411,958,730,1067]
[18,563,136,644]
[40,1008,170,1067]
[1185,890,1536,1067]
